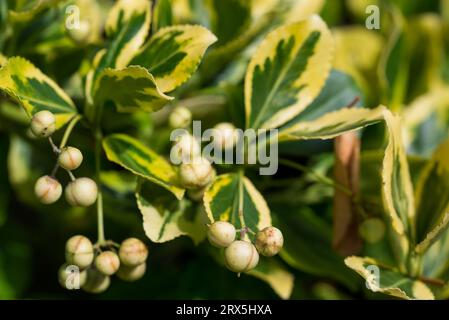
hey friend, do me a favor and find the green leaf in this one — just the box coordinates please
[136,180,207,244]
[278,106,385,142]
[203,173,271,232]
[0,57,77,129]
[130,25,217,92]
[381,110,414,270]
[280,70,364,129]
[94,66,173,113]
[274,206,359,290]
[102,134,185,200]
[345,256,434,300]
[414,139,449,254]
[245,15,334,130]
[0,135,9,227]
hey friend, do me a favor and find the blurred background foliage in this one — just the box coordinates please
[0,0,448,299]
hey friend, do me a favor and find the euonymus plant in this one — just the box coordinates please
[1,0,449,300]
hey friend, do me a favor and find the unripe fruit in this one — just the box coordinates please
[65,235,94,269]
[255,226,284,257]
[212,122,238,150]
[65,177,98,207]
[359,218,386,243]
[224,240,259,273]
[58,147,83,171]
[169,106,192,128]
[34,175,62,204]
[30,110,56,137]
[95,251,120,276]
[119,238,148,267]
[82,268,110,294]
[116,263,146,282]
[58,263,87,289]
[207,221,236,248]
[179,157,214,189]
[170,133,201,164]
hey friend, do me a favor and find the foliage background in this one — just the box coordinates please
[0,0,448,300]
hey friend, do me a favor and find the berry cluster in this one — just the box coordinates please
[169,107,240,201]
[31,111,97,206]
[207,222,284,274]
[59,235,148,293]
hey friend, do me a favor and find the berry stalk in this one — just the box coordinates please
[95,129,105,244]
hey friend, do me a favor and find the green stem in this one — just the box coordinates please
[67,170,76,181]
[95,129,105,244]
[60,114,82,149]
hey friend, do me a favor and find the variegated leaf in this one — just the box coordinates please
[378,6,411,111]
[403,87,449,156]
[131,25,217,93]
[345,256,434,300]
[381,110,414,269]
[0,57,77,129]
[103,0,151,69]
[203,173,271,232]
[414,139,449,254]
[280,70,363,129]
[382,110,415,234]
[247,258,294,300]
[278,106,385,141]
[9,0,61,22]
[281,0,325,23]
[0,54,6,67]
[207,242,294,299]
[245,15,334,130]
[87,0,151,106]
[333,27,384,97]
[152,0,172,31]
[103,134,184,200]
[136,180,207,244]
[94,66,173,113]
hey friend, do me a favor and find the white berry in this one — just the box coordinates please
[65,235,94,269]
[65,177,98,207]
[224,240,259,273]
[82,268,110,294]
[119,238,148,267]
[116,263,146,282]
[207,221,236,248]
[58,147,83,171]
[95,251,120,276]
[169,106,192,128]
[179,157,214,189]
[34,175,62,204]
[58,263,87,289]
[170,133,201,164]
[30,110,56,137]
[67,20,90,44]
[255,226,284,257]
[212,122,238,150]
